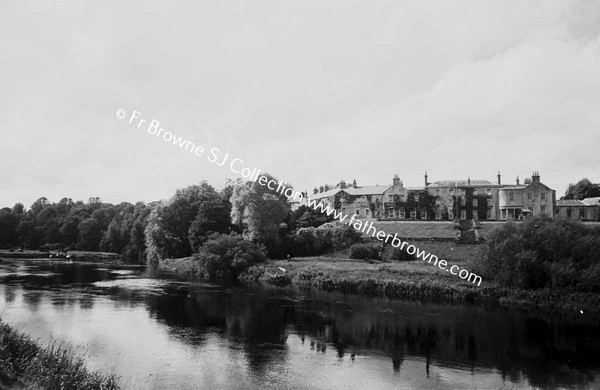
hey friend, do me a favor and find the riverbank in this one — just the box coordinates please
[0,250,121,263]
[238,256,600,313]
[0,319,120,390]
[159,241,600,313]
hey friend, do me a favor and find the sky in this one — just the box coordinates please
[1,0,600,209]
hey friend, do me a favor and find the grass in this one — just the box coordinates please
[239,251,600,313]
[0,319,120,390]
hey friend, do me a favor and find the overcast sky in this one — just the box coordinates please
[1,1,599,209]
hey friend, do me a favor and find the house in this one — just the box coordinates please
[555,197,600,221]
[425,172,501,220]
[497,172,555,220]
[307,171,556,221]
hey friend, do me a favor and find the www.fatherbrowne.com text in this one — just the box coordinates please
[118,108,482,286]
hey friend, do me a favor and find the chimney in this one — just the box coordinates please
[497,171,501,186]
[468,176,471,186]
[424,171,429,187]
[516,176,520,185]
[319,185,324,193]
[532,171,540,183]
[524,178,532,185]
[313,187,318,195]
[352,179,357,189]
[393,174,400,186]
[340,180,346,189]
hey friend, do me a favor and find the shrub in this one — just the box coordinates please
[324,223,362,250]
[195,233,266,279]
[480,217,600,291]
[384,247,416,261]
[292,227,332,256]
[349,243,380,261]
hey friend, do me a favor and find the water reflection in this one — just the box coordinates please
[1,259,599,390]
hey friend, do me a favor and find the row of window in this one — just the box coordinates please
[508,192,548,201]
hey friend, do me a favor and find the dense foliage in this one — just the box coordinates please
[292,223,363,257]
[563,178,600,200]
[0,197,150,263]
[194,233,266,279]
[349,243,381,261]
[478,216,600,291]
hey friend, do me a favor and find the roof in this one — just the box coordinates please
[345,186,390,196]
[582,197,600,205]
[309,188,342,200]
[557,199,586,206]
[428,180,494,188]
[500,186,527,190]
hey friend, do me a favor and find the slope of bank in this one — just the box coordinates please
[0,319,120,390]
[238,256,600,313]
[158,240,600,313]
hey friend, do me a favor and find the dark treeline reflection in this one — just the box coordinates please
[140,283,600,389]
[2,260,600,389]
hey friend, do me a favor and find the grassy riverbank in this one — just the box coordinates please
[159,240,600,313]
[0,319,120,390]
[238,255,600,313]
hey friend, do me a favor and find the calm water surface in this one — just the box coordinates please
[0,258,599,389]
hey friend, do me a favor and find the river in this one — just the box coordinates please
[0,258,599,389]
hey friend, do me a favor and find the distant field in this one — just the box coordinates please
[369,220,505,240]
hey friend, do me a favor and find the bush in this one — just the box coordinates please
[349,243,380,261]
[383,247,416,261]
[195,233,266,279]
[292,227,332,256]
[479,217,600,291]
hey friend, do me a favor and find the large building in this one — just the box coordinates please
[305,171,556,221]
[497,172,556,220]
[556,197,600,221]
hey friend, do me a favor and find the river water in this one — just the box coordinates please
[0,258,599,389]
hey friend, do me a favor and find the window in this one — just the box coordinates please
[541,192,546,201]
[567,209,572,218]
[460,197,466,206]
[388,195,393,202]
[414,195,420,201]
[387,209,394,218]
[435,189,440,195]
[528,193,533,201]
[399,195,405,201]
[421,211,427,219]
[399,208,405,219]
[580,208,586,219]
[449,211,454,219]
[509,193,515,202]
[473,189,478,196]
[435,212,441,220]
[487,209,492,219]
[473,199,478,207]
[487,198,492,207]
[410,210,416,218]
[365,209,370,217]
[460,210,466,219]
[473,212,478,220]
[487,188,491,195]
[355,209,360,215]
[540,205,546,213]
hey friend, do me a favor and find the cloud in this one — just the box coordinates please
[1,0,599,207]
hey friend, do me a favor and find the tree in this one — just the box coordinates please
[230,173,291,256]
[77,218,103,251]
[145,182,227,261]
[564,178,600,200]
